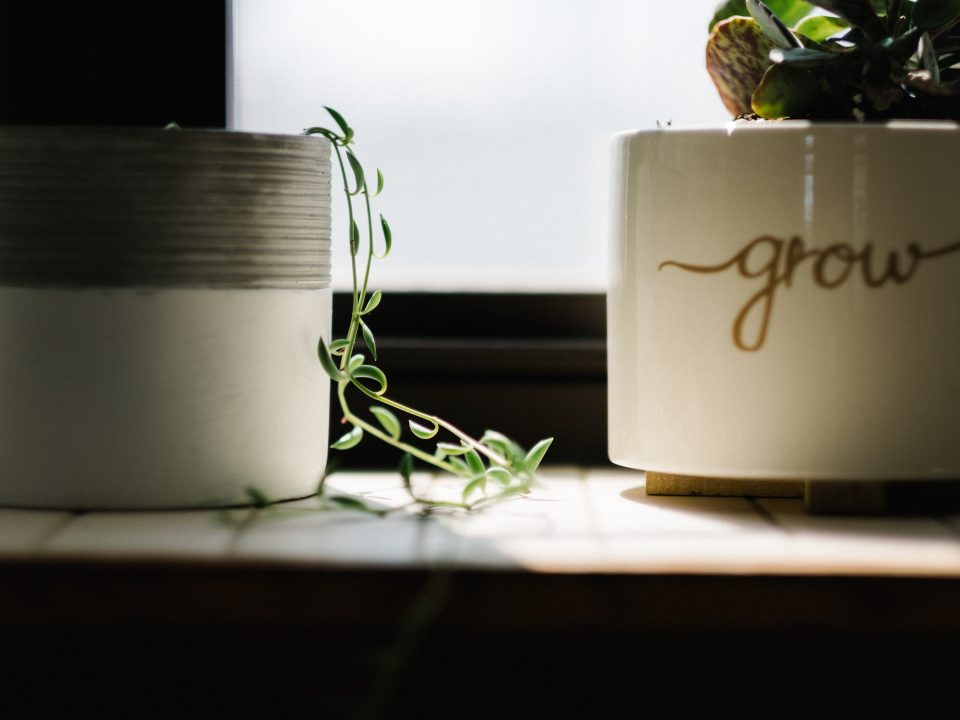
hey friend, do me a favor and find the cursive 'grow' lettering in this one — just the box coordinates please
[658,235,960,352]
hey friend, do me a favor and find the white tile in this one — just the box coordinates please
[234,470,598,571]
[45,510,240,559]
[585,470,771,536]
[2,466,957,577]
[755,498,960,575]
[781,533,960,575]
[760,497,958,537]
[0,508,72,555]
[425,473,600,571]
[440,471,592,536]
[231,495,436,567]
[451,534,606,572]
[322,471,435,510]
[597,530,793,574]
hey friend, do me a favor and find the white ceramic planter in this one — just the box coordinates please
[609,121,960,481]
[0,128,332,508]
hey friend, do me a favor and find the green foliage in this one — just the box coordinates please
[707,0,960,119]
[710,0,815,30]
[303,108,553,513]
[331,425,364,450]
[360,319,377,360]
[370,405,401,439]
[793,15,849,41]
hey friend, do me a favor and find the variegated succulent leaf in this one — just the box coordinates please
[707,16,778,115]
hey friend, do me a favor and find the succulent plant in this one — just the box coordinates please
[707,0,960,119]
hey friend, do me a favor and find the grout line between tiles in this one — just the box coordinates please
[581,468,612,555]
[37,511,86,550]
[577,467,602,536]
[747,498,788,532]
[225,508,262,556]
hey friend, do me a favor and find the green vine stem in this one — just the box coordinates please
[305,107,552,512]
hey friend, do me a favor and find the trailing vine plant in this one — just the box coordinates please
[304,108,552,512]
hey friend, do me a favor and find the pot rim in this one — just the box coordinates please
[613,118,960,140]
[0,125,329,154]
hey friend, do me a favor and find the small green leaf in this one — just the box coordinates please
[710,0,814,30]
[462,475,487,504]
[919,31,940,83]
[352,364,387,394]
[913,0,960,30]
[348,353,365,372]
[465,449,485,477]
[449,456,470,474]
[324,106,351,138]
[523,437,554,473]
[360,320,377,360]
[437,442,470,456]
[399,453,414,487]
[751,63,823,118]
[328,338,350,355]
[748,0,803,47]
[377,215,393,259]
[766,0,816,26]
[331,425,363,450]
[304,127,339,143]
[807,0,885,39]
[374,168,385,197]
[346,150,365,195]
[245,486,270,508]
[479,430,519,461]
[370,405,401,440]
[483,430,526,464]
[350,219,360,256]
[793,14,848,41]
[362,289,382,315]
[485,467,513,487]
[409,419,439,439]
[317,337,345,381]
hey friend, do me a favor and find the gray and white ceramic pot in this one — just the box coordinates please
[0,127,331,508]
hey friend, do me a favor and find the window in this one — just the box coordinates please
[230,0,728,292]
[2,2,728,466]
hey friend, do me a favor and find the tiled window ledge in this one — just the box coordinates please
[4,468,960,715]
[4,468,960,577]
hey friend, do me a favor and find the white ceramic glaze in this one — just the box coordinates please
[608,121,960,480]
[0,127,332,509]
[0,287,331,509]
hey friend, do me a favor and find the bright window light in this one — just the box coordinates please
[231,0,728,291]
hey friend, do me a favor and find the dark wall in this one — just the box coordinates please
[0,1,226,127]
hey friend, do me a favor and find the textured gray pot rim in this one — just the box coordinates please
[0,124,332,290]
[0,124,320,139]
